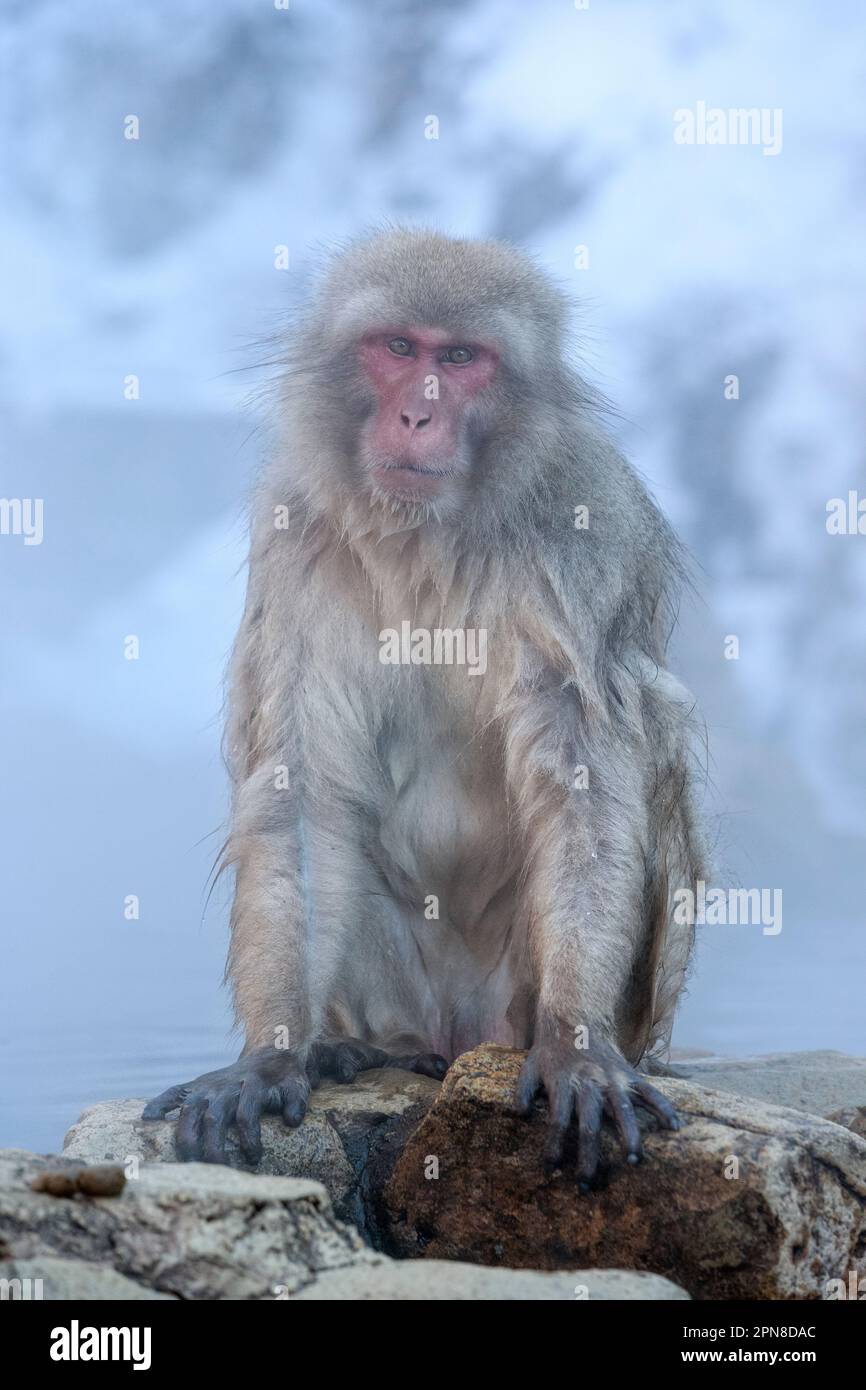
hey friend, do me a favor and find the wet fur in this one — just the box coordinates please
[223,229,706,1066]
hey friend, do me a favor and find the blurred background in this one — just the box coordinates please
[1,0,864,1151]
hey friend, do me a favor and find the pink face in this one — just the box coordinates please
[358,328,498,502]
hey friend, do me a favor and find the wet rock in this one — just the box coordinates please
[384,1045,866,1300]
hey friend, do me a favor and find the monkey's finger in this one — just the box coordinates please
[201,1094,237,1165]
[387,1051,449,1079]
[175,1099,208,1160]
[309,1039,373,1080]
[576,1081,604,1190]
[347,1041,390,1070]
[349,1042,384,1074]
[632,1080,680,1130]
[142,1084,189,1120]
[542,1076,574,1169]
[305,1041,341,1089]
[278,1077,309,1129]
[515,1054,543,1114]
[334,1052,361,1083]
[607,1085,642,1163]
[322,1041,370,1077]
[236,1080,265,1164]
[408,1052,449,1080]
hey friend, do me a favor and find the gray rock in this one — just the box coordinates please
[0,1148,684,1301]
[827,1106,866,1139]
[670,1050,866,1117]
[0,1257,175,1300]
[290,1259,689,1300]
[63,1068,440,1237]
[0,1149,363,1300]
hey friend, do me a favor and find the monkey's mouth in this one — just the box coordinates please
[373,462,454,495]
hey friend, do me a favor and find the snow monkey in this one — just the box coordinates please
[144,229,705,1188]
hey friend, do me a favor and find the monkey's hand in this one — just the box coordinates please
[516,1032,680,1190]
[142,1047,313,1166]
[143,1040,448,1166]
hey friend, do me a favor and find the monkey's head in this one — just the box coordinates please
[289,229,573,526]
[357,326,499,507]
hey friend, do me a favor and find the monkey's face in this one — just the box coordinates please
[357,328,499,508]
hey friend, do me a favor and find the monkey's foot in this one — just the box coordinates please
[307,1037,448,1085]
[142,1046,314,1166]
[143,1039,447,1166]
[516,1033,680,1190]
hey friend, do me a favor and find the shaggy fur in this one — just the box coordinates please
[222,228,706,1066]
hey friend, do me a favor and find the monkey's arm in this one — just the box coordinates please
[142,563,318,1161]
[506,645,697,1185]
[144,534,445,1163]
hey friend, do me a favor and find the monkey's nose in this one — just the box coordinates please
[400,410,432,431]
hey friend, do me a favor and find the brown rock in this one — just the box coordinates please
[384,1045,866,1300]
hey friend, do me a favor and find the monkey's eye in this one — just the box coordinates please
[441,346,473,365]
[387,337,413,357]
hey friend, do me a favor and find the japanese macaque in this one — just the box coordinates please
[145,229,705,1187]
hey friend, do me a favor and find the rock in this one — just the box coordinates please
[0,1148,678,1301]
[670,1050,866,1118]
[0,1257,174,1300]
[291,1259,688,1300]
[55,1049,866,1299]
[63,1068,440,1238]
[384,1045,866,1301]
[827,1107,866,1140]
[0,1149,364,1299]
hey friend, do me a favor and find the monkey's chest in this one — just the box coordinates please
[375,694,515,929]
